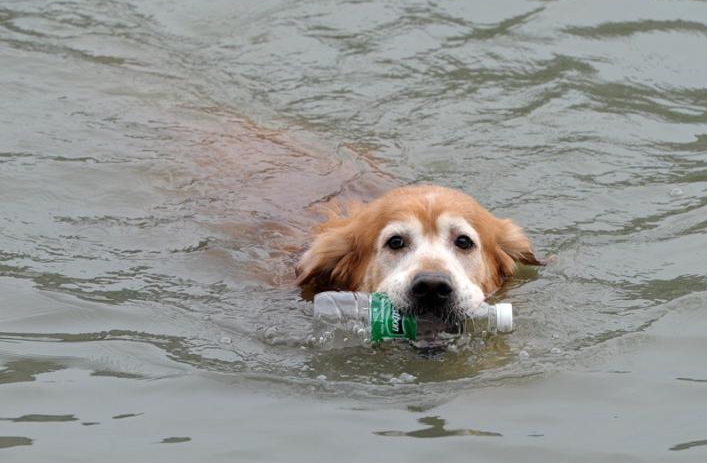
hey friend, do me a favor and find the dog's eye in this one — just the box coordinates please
[454,235,474,250]
[386,235,405,250]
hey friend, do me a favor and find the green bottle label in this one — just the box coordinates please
[370,293,417,341]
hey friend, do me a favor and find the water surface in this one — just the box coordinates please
[1,0,707,461]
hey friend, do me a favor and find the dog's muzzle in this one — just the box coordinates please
[409,271,456,319]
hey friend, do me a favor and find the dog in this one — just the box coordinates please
[296,185,545,325]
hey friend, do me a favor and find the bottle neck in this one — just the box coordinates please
[462,301,493,319]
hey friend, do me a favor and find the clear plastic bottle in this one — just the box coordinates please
[311,291,513,350]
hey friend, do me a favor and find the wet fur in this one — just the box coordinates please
[296,185,544,303]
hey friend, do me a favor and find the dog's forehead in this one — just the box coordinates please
[375,189,481,231]
[436,213,475,233]
[378,212,475,239]
[378,217,422,238]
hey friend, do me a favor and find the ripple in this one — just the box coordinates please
[0,436,33,449]
[159,437,191,444]
[374,415,502,438]
[0,359,64,385]
[564,20,707,38]
[446,7,545,42]
[0,414,78,423]
[670,439,707,451]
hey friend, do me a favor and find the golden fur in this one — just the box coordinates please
[296,185,544,303]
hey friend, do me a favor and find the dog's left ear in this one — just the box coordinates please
[495,218,547,269]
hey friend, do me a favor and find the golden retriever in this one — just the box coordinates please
[296,185,545,323]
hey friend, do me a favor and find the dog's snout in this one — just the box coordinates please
[410,272,454,305]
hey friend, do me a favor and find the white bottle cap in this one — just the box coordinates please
[495,303,513,333]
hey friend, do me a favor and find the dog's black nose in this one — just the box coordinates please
[410,272,454,310]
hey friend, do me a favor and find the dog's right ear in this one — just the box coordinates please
[295,213,368,291]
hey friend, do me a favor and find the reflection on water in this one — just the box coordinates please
[676,377,707,383]
[112,413,143,420]
[0,415,78,423]
[375,415,502,438]
[159,437,192,444]
[0,360,64,385]
[670,439,707,452]
[0,437,33,449]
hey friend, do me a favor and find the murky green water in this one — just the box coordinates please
[1,0,707,461]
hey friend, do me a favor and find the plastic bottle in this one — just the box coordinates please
[311,291,513,349]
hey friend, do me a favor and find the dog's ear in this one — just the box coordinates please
[295,214,368,291]
[494,218,546,277]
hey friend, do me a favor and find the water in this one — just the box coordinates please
[1,0,706,460]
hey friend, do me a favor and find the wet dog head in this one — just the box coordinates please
[296,185,544,322]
